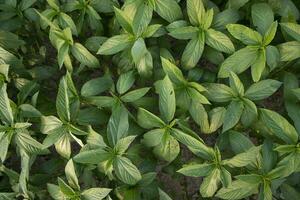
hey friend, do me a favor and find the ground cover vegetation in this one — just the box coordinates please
[0,0,300,199]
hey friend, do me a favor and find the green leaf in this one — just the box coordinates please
[274,144,296,154]
[142,129,164,147]
[55,133,71,159]
[58,13,78,36]
[114,7,133,34]
[278,41,300,62]
[227,0,249,9]
[14,123,31,129]
[251,3,274,35]
[189,101,209,132]
[47,183,64,200]
[229,72,244,96]
[190,105,226,134]
[0,64,9,81]
[161,57,185,85]
[71,119,92,136]
[187,87,210,105]
[220,167,232,188]
[56,76,70,122]
[114,135,136,155]
[168,26,198,40]
[85,36,107,52]
[263,21,278,45]
[40,115,62,134]
[19,0,36,11]
[283,72,300,133]
[107,106,129,146]
[73,149,111,164]
[277,0,299,20]
[97,34,133,55]
[43,126,65,147]
[142,24,163,38]
[208,107,226,133]
[113,156,141,185]
[47,0,59,11]
[131,38,148,64]
[154,0,182,22]
[222,146,260,167]
[200,168,220,197]
[223,100,244,133]
[212,9,240,30]
[266,45,280,70]
[205,83,235,102]
[218,46,258,78]
[235,174,262,184]
[0,46,23,67]
[181,31,205,69]
[175,88,191,110]
[227,24,262,45]
[86,126,107,148]
[65,72,78,101]
[87,5,101,21]
[61,28,73,45]
[15,131,45,155]
[81,75,113,97]
[251,48,266,82]
[155,76,176,123]
[121,87,150,102]
[153,134,180,162]
[187,0,205,26]
[71,43,99,68]
[0,131,12,162]
[139,172,156,187]
[57,177,75,197]
[166,20,189,32]
[117,70,135,95]
[267,152,300,179]
[19,103,41,118]
[205,28,235,54]
[245,79,282,100]
[57,43,69,68]
[17,81,38,105]
[259,108,298,144]
[0,83,13,124]
[177,163,214,177]
[293,88,300,100]
[216,180,259,199]
[81,188,111,200]
[0,30,25,49]
[188,82,207,92]
[281,22,300,41]
[135,50,153,77]
[172,128,214,160]
[240,98,257,127]
[281,184,300,200]
[0,193,16,200]
[202,9,214,30]
[19,151,30,196]
[132,3,152,37]
[262,140,277,173]
[65,159,80,190]
[137,108,165,129]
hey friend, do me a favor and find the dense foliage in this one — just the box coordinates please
[1,0,300,199]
